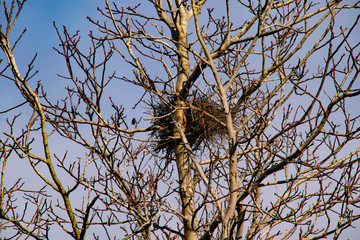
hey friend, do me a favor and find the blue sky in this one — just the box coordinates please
[1,1,360,239]
[1,0,96,108]
[9,0,102,88]
[1,0,144,120]
[2,1,360,118]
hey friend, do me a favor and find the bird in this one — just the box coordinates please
[131,118,137,125]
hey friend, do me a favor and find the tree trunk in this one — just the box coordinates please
[174,99,198,240]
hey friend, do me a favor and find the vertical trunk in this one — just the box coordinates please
[168,5,198,239]
[174,99,198,240]
[235,204,245,240]
[220,95,239,239]
[174,16,198,240]
[142,225,151,240]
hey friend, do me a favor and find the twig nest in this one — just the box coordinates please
[151,95,228,155]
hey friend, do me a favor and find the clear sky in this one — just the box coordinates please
[1,0,97,110]
[1,0,144,123]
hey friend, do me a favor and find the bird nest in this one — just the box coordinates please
[150,95,229,155]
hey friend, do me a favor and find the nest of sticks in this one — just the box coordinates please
[150,95,229,155]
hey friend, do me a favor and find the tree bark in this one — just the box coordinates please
[173,4,198,238]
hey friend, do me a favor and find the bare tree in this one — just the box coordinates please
[1,0,360,239]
